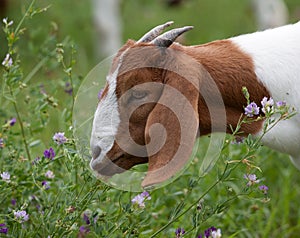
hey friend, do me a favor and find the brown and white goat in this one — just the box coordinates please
[90,21,300,188]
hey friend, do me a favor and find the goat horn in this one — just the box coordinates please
[151,26,194,47]
[137,21,174,43]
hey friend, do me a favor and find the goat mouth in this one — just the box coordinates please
[91,154,148,177]
[90,155,126,177]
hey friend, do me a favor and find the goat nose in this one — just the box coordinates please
[91,146,102,159]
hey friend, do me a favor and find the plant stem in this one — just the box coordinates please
[51,181,101,238]
[150,178,221,238]
[15,0,36,34]
[69,45,76,115]
[150,162,234,237]
[9,86,32,161]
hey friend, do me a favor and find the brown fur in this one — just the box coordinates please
[175,40,270,135]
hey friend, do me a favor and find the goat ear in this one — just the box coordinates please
[142,70,199,188]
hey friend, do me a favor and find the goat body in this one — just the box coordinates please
[231,22,300,167]
[90,21,300,188]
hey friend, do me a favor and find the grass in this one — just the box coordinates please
[1,0,300,237]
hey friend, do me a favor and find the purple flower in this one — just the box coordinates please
[261,97,274,114]
[276,101,286,109]
[35,204,44,215]
[0,223,8,234]
[141,191,150,197]
[0,138,4,148]
[2,53,13,68]
[231,136,244,144]
[93,215,99,224]
[79,226,90,234]
[98,89,104,100]
[53,132,67,145]
[64,82,73,96]
[198,227,222,238]
[32,156,41,165]
[9,118,16,126]
[204,226,217,237]
[11,198,17,206]
[45,170,55,179]
[30,195,37,201]
[83,212,91,225]
[175,228,185,237]
[14,210,29,223]
[36,204,41,211]
[211,229,222,238]
[42,181,50,190]
[259,185,269,194]
[244,102,260,117]
[131,191,151,208]
[1,171,10,182]
[244,174,260,186]
[43,147,55,160]
[40,84,47,95]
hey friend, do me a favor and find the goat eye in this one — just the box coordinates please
[131,90,147,99]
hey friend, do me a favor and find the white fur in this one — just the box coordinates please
[90,63,121,167]
[231,21,300,163]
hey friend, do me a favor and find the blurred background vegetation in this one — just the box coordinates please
[2,0,300,72]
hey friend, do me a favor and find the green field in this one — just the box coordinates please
[1,0,300,237]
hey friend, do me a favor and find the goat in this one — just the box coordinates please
[90,21,300,188]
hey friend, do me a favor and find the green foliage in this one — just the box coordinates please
[1,1,300,237]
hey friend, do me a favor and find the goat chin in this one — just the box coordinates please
[90,156,125,177]
[90,153,149,178]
